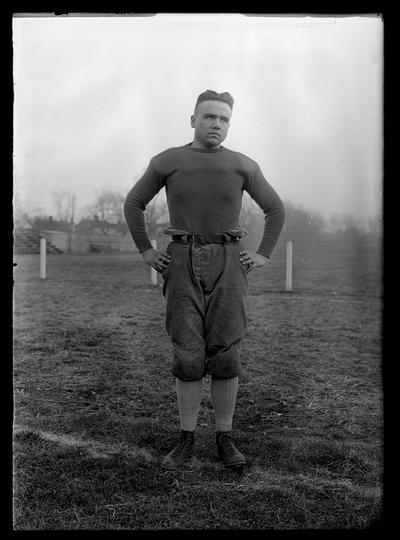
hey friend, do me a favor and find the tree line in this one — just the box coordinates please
[14,188,382,245]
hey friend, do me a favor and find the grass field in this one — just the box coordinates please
[12,241,383,530]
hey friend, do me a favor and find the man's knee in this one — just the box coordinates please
[172,355,207,381]
[207,347,242,379]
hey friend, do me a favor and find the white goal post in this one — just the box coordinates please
[40,238,46,279]
[286,240,293,292]
[151,239,158,286]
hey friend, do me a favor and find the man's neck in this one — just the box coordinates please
[191,140,221,150]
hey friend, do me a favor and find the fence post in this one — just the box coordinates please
[40,238,46,279]
[151,239,158,286]
[285,240,293,292]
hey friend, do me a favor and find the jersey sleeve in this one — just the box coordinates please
[123,161,167,253]
[244,164,286,258]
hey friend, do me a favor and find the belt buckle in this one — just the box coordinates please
[198,233,207,245]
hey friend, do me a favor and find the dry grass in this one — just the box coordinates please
[13,241,383,529]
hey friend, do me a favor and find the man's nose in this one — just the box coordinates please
[211,119,222,129]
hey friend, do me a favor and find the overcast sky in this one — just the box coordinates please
[13,13,383,223]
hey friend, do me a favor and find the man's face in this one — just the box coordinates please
[190,100,232,149]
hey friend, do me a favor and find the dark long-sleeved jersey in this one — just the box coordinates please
[124,143,285,258]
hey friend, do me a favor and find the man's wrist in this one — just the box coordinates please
[139,246,154,256]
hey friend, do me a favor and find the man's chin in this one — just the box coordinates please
[205,137,222,148]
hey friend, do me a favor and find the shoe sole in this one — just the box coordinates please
[217,448,246,468]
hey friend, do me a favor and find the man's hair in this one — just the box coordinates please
[194,90,234,112]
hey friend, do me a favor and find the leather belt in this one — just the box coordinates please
[171,233,238,245]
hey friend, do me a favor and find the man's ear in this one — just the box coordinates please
[190,115,195,128]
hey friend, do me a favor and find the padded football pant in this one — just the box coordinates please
[162,239,248,381]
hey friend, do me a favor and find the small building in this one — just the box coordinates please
[75,215,127,236]
[33,216,74,234]
[73,216,134,253]
[16,215,136,254]
[31,216,74,253]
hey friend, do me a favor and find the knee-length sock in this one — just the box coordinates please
[175,378,204,432]
[210,376,239,432]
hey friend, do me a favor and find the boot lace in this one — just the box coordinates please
[170,432,194,457]
[218,433,236,455]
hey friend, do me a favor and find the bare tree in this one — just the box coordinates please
[52,190,77,223]
[365,214,382,241]
[14,207,45,229]
[13,191,44,229]
[325,213,365,242]
[280,202,325,242]
[86,190,125,223]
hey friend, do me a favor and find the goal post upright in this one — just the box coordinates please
[40,238,46,279]
[285,240,293,292]
[151,239,158,286]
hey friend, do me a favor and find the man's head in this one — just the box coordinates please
[191,90,234,149]
[194,90,234,113]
